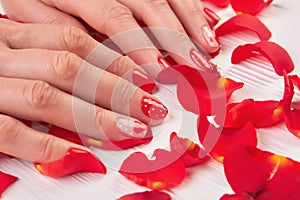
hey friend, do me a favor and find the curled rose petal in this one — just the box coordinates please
[170,132,209,167]
[119,149,186,190]
[289,75,300,90]
[198,116,257,162]
[223,145,277,195]
[49,126,153,150]
[231,41,295,76]
[214,99,286,128]
[34,148,106,178]
[118,190,171,200]
[230,0,273,15]
[173,66,242,115]
[0,171,17,197]
[204,0,230,8]
[215,14,271,41]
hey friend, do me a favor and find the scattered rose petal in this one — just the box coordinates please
[119,149,186,190]
[216,14,271,41]
[118,190,171,200]
[223,145,300,199]
[169,132,209,167]
[198,116,257,162]
[204,0,230,8]
[48,126,153,150]
[230,0,273,15]
[223,145,277,195]
[0,171,17,197]
[34,148,106,178]
[214,99,286,128]
[0,14,8,19]
[289,75,300,90]
[220,194,251,200]
[171,65,242,115]
[231,41,294,76]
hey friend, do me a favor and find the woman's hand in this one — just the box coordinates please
[0,18,167,164]
[1,0,220,78]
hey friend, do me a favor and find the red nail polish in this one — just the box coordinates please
[203,8,221,26]
[158,57,171,69]
[190,49,215,72]
[141,97,168,120]
[34,148,106,178]
[132,69,156,93]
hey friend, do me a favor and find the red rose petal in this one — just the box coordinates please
[256,156,300,200]
[49,126,153,150]
[119,149,186,190]
[204,0,230,8]
[0,171,17,197]
[0,14,8,19]
[157,65,220,85]
[216,14,271,41]
[169,132,209,167]
[214,99,255,128]
[223,145,277,195]
[175,68,242,115]
[230,0,273,15]
[118,190,171,200]
[49,126,84,146]
[284,108,300,138]
[220,194,251,200]
[198,117,257,162]
[231,41,295,76]
[289,75,300,90]
[34,148,106,178]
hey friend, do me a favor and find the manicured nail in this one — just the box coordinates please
[141,97,168,120]
[132,69,156,93]
[202,25,219,48]
[34,148,106,178]
[203,8,221,26]
[158,56,171,69]
[116,117,148,138]
[190,49,215,72]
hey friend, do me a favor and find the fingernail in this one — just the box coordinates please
[141,97,168,120]
[34,148,106,178]
[203,8,221,26]
[190,49,215,72]
[132,69,156,93]
[116,117,148,138]
[158,56,171,69]
[202,25,219,48]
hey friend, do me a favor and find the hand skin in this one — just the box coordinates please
[0,18,167,164]
[1,0,220,78]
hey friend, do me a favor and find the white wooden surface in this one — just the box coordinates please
[0,0,300,199]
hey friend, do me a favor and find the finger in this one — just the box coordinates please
[39,0,167,78]
[1,0,87,31]
[1,21,155,92]
[167,0,220,53]
[0,77,165,139]
[0,114,87,163]
[117,0,217,72]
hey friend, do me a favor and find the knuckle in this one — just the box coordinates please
[61,26,91,52]
[0,116,20,148]
[24,80,57,110]
[51,51,80,80]
[95,108,105,127]
[35,135,56,162]
[112,78,135,109]
[104,3,133,24]
[144,0,169,8]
